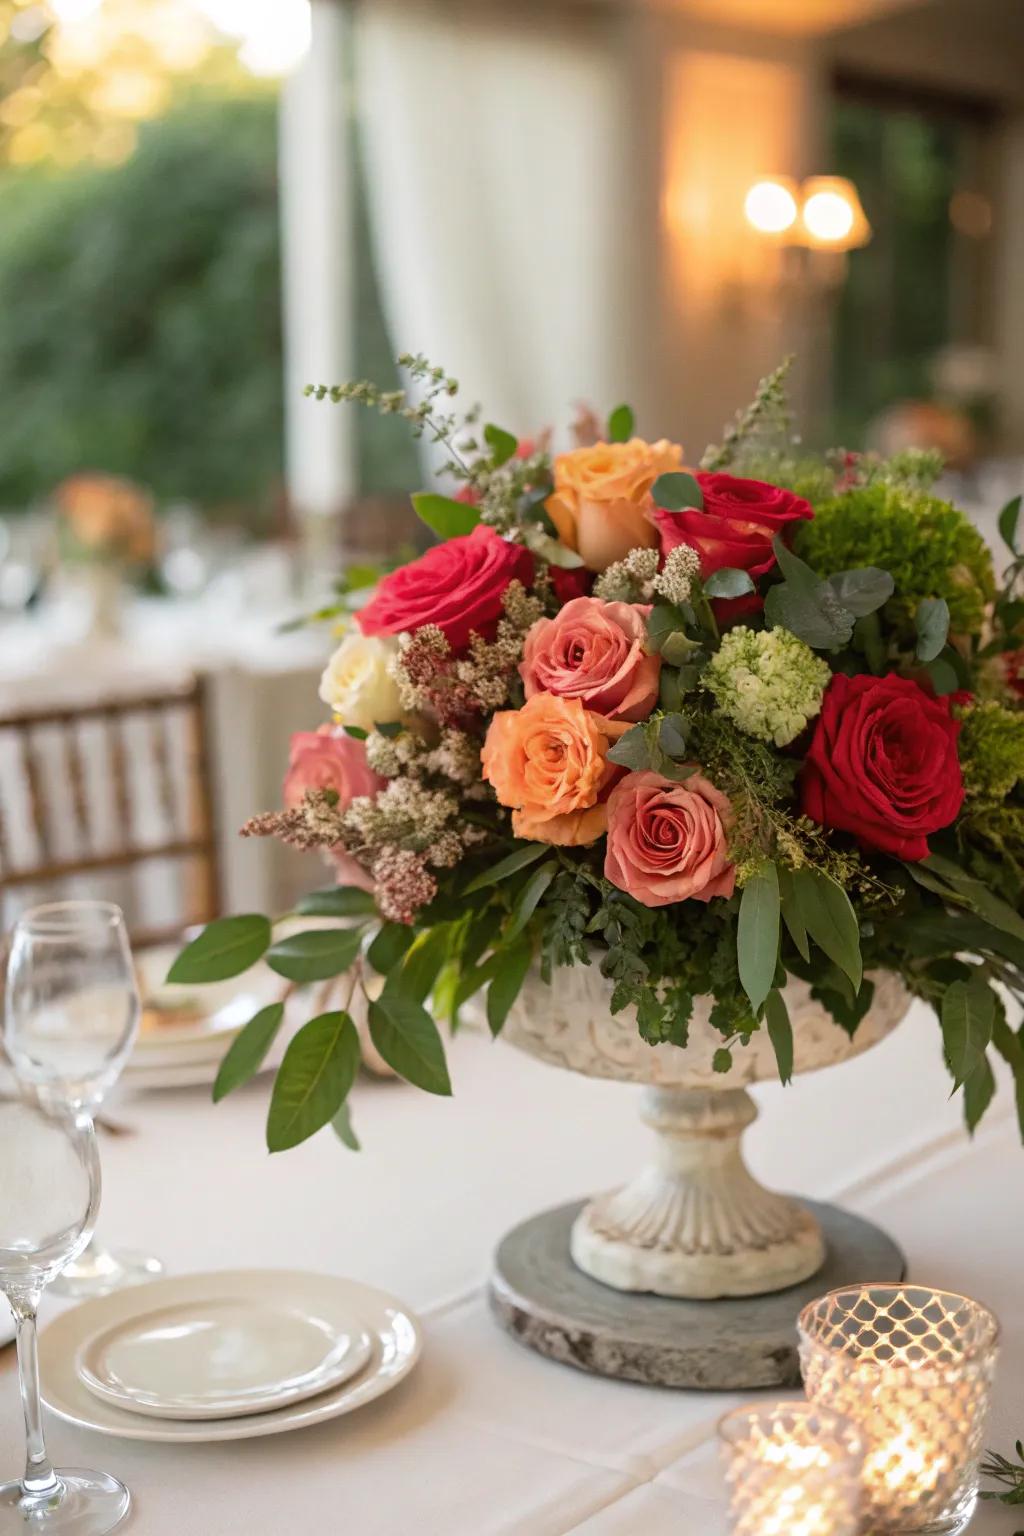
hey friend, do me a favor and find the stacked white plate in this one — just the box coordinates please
[40,1270,421,1442]
[127,950,285,1091]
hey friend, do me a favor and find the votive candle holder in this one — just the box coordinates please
[718,1399,865,1536]
[798,1284,999,1535]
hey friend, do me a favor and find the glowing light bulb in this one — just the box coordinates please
[744,178,799,236]
[799,177,871,251]
[803,191,854,244]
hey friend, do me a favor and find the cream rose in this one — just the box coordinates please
[319,632,403,732]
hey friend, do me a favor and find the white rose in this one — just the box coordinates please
[319,632,403,732]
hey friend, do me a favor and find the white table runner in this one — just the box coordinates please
[1,1001,1020,1534]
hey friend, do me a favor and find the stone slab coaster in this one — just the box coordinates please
[489,1197,905,1390]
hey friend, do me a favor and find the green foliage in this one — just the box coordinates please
[959,701,1024,801]
[167,914,270,984]
[737,864,780,1013]
[411,493,480,540]
[793,484,995,635]
[265,928,363,984]
[213,1004,284,1103]
[367,992,452,1095]
[607,404,634,442]
[266,1012,361,1153]
[0,95,283,512]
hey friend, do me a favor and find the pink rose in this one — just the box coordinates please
[520,598,661,722]
[357,525,534,651]
[283,725,383,813]
[604,769,736,907]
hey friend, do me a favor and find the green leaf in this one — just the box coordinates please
[658,713,689,759]
[772,537,822,591]
[607,404,634,443]
[366,922,416,975]
[342,725,368,740]
[659,668,685,712]
[374,721,403,739]
[411,492,480,539]
[484,423,518,465]
[212,1003,285,1102]
[167,915,271,984]
[763,989,794,1085]
[504,862,558,942]
[525,530,586,569]
[778,867,810,962]
[463,842,549,894]
[827,567,894,618]
[704,567,756,600]
[793,867,862,992]
[993,1013,1024,1145]
[737,864,780,1014]
[266,1011,360,1152]
[814,978,875,1039]
[941,974,995,1090]
[764,582,855,650]
[852,610,888,673]
[963,1055,996,1135]
[661,631,702,667]
[915,597,950,663]
[368,993,452,1095]
[652,471,703,512]
[914,856,1024,944]
[387,925,451,1005]
[607,724,652,771]
[712,1047,733,1074]
[999,494,1022,556]
[926,654,960,696]
[295,886,378,919]
[331,1099,361,1151]
[266,927,363,984]
[486,937,534,1037]
[646,603,688,653]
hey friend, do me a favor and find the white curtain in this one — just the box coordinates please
[353,0,633,447]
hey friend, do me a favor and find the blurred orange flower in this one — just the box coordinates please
[54,473,155,564]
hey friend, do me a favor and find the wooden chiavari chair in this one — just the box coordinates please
[0,677,221,948]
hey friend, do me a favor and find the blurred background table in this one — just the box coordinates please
[1,1000,1019,1536]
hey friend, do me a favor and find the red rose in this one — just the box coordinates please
[654,472,813,589]
[549,564,594,604]
[357,525,533,651]
[800,673,964,861]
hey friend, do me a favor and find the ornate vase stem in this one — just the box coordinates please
[571,1085,826,1299]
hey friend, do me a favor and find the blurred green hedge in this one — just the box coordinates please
[0,94,284,519]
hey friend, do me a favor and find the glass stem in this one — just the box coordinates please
[11,1293,59,1499]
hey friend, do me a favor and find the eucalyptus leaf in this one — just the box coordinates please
[411,492,480,539]
[792,867,862,992]
[827,566,894,618]
[213,1003,284,1102]
[607,725,652,771]
[852,611,887,673]
[607,404,634,443]
[167,914,271,984]
[926,654,960,696]
[647,603,688,653]
[658,714,689,759]
[463,842,549,893]
[266,927,362,984]
[763,989,794,1085]
[523,527,586,568]
[484,423,518,465]
[368,993,452,1095]
[661,632,702,667]
[999,494,1022,556]
[486,937,534,1037]
[266,1011,360,1152]
[778,867,809,962]
[659,668,685,712]
[941,974,995,1090]
[915,597,950,663]
[652,471,703,512]
[764,582,855,650]
[704,567,755,600]
[295,886,378,919]
[737,864,780,1014]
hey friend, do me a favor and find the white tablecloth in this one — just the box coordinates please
[2,1000,1021,1534]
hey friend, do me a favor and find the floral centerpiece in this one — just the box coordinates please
[172,357,1024,1164]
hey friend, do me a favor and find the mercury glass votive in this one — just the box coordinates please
[718,1400,865,1536]
[798,1285,999,1535]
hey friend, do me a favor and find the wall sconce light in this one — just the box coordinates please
[744,174,871,255]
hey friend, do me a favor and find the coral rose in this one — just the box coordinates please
[481,693,630,846]
[655,472,813,620]
[283,725,383,813]
[604,770,736,907]
[357,525,533,651]
[800,673,964,860]
[546,438,684,572]
[520,597,660,722]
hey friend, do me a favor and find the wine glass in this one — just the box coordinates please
[0,1096,130,1534]
[4,901,162,1296]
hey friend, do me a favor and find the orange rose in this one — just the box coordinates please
[546,438,684,572]
[481,692,630,846]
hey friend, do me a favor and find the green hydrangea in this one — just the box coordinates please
[958,700,1024,800]
[793,484,994,636]
[702,625,831,747]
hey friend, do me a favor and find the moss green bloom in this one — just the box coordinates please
[703,625,831,747]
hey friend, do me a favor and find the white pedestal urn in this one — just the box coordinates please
[502,965,912,1301]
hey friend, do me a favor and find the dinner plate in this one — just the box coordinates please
[77,1290,373,1420]
[40,1271,421,1442]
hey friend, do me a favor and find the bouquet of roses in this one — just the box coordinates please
[171,357,1024,1154]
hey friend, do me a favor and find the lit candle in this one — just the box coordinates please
[798,1285,999,1534]
[718,1401,864,1536]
